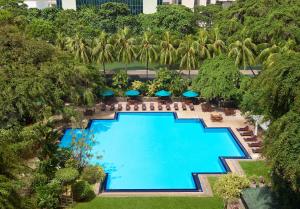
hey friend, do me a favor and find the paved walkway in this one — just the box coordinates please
[82,102,262,196]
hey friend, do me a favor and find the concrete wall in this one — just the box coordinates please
[143,0,157,14]
[61,0,76,10]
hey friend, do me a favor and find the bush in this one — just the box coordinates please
[81,165,105,184]
[32,173,48,191]
[72,180,95,202]
[36,180,62,209]
[131,80,147,93]
[55,167,79,185]
[112,70,128,90]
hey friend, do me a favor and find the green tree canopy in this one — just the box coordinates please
[193,55,240,100]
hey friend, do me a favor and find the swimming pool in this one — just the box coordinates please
[60,112,249,191]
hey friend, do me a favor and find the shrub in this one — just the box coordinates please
[55,167,79,185]
[131,80,147,93]
[81,165,105,184]
[112,70,128,90]
[36,180,62,209]
[32,173,48,191]
[72,180,95,202]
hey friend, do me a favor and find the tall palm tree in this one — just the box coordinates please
[115,27,136,72]
[208,27,226,57]
[195,29,211,60]
[56,32,67,50]
[92,31,114,74]
[177,35,198,77]
[228,38,257,71]
[66,34,91,63]
[257,39,296,67]
[159,31,177,68]
[137,31,158,79]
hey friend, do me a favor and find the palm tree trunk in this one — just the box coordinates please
[125,63,128,73]
[102,63,106,75]
[146,58,149,79]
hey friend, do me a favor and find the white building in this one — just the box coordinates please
[162,0,235,8]
[24,0,51,9]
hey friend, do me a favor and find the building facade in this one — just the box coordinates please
[57,0,163,14]
[162,0,234,8]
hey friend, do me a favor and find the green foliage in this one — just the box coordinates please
[240,52,300,119]
[0,175,22,209]
[72,180,95,202]
[36,179,62,209]
[214,174,250,206]
[193,55,240,100]
[263,110,300,207]
[32,173,48,192]
[112,70,129,89]
[55,168,79,185]
[131,80,147,93]
[26,18,56,42]
[81,165,105,184]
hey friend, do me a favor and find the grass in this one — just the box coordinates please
[104,62,165,71]
[240,160,271,183]
[73,178,223,209]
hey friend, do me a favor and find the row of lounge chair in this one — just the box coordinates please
[236,126,262,153]
[99,103,195,112]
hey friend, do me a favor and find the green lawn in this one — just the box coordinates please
[104,62,165,71]
[240,160,271,183]
[73,178,223,209]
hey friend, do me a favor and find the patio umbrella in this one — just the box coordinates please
[155,90,171,97]
[101,89,114,97]
[125,90,140,97]
[182,90,199,98]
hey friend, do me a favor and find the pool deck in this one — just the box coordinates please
[82,102,262,197]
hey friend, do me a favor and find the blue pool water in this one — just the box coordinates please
[60,112,247,190]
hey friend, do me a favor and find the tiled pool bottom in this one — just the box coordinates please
[60,112,249,192]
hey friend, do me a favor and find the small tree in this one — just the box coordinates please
[214,174,250,209]
[112,70,129,90]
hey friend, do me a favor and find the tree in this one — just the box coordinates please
[115,27,136,72]
[228,37,257,71]
[159,31,177,67]
[193,55,240,101]
[214,174,250,209]
[112,70,129,90]
[240,52,300,120]
[92,31,114,74]
[177,35,198,77]
[26,18,56,42]
[208,27,226,57]
[66,34,91,63]
[195,29,211,61]
[137,31,158,78]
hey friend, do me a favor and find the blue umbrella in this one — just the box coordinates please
[125,90,140,97]
[101,89,114,97]
[183,90,199,98]
[155,90,171,97]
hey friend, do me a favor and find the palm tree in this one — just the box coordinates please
[159,31,177,68]
[228,38,257,71]
[257,39,296,67]
[92,31,114,74]
[195,29,211,60]
[177,35,198,77]
[115,27,136,72]
[137,31,158,79]
[208,27,226,57]
[56,32,67,50]
[66,34,91,63]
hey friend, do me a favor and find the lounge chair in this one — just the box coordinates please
[248,141,262,147]
[174,103,179,111]
[182,103,187,111]
[84,108,95,116]
[142,103,146,111]
[236,126,249,132]
[210,113,223,122]
[117,104,122,111]
[100,103,106,111]
[189,104,195,111]
[126,104,130,111]
[158,104,163,111]
[240,131,254,136]
[150,103,155,111]
[252,148,262,153]
[224,108,236,116]
[166,104,171,111]
[109,104,115,111]
[134,104,138,111]
[201,103,213,112]
[244,136,257,142]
